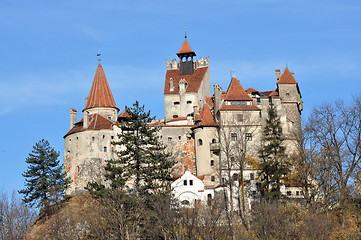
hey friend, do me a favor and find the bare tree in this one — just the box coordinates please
[218,112,260,230]
[0,190,35,240]
[306,95,361,223]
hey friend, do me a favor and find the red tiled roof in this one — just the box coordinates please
[176,37,195,56]
[84,64,119,111]
[164,67,208,94]
[70,108,77,112]
[260,91,273,96]
[118,109,131,118]
[278,66,297,84]
[224,77,253,101]
[220,104,261,111]
[246,87,258,94]
[166,117,188,123]
[64,113,114,137]
[197,104,217,127]
[205,96,214,109]
[269,89,279,96]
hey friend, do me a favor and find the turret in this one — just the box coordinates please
[70,108,77,129]
[177,35,196,75]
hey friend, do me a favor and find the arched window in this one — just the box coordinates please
[210,160,214,166]
[207,194,212,206]
[198,139,203,146]
[212,139,217,143]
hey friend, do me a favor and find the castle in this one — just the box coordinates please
[64,36,303,207]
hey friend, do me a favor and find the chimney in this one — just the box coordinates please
[84,111,89,129]
[70,108,77,129]
[275,69,281,81]
[214,84,222,119]
[193,105,199,115]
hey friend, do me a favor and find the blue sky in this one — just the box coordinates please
[1,0,361,194]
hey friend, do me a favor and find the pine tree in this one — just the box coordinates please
[92,101,174,196]
[258,104,290,200]
[19,139,69,210]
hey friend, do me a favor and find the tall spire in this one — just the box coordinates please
[83,63,119,111]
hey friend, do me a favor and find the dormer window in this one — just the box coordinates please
[170,78,174,91]
[226,101,251,106]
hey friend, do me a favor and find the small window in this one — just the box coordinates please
[268,96,273,103]
[207,194,212,206]
[210,160,214,166]
[212,139,216,143]
[92,137,95,142]
[246,133,252,141]
[198,139,203,146]
[257,97,261,104]
[184,180,187,186]
[111,136,114,140]
[102,135,105,139]
[231,133,237,141]
[187,100,192,104]
[178,136,181,141]
[190,180,193,185]
[259,111,262,118]
[250,173,254,180]
[168,137,172,142]
[286,92,290,96]
[104,147,107,152]
[211,176,215,182]
[108,116,112,120]
[232,174,239,181]
[173,115,178,118]
[237,114,243,122]
[76,166,80,172]
[174,102,180,105]
[296,191,300,196]
[187,136,191,141]
[287,191,292,196]
[76,137,78,140]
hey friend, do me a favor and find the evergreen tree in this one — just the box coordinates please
[19,139,69,210]
[258,104,290,200]
[89,101,174,197]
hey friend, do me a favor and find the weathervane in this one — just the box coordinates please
[185,26,187,38]
[97,51,101,63]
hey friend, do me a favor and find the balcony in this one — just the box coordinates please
[210,142,220,152]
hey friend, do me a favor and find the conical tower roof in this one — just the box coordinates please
[84,63,119,111]
[278,66,297,84]
[224,77,253,101]
[176,36,196,57]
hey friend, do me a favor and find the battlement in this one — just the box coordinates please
[166,56,209,70]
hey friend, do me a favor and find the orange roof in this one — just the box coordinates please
[166,117,188,123]
[246,87,258,94]
[84,64,119,111]
[194,104,218,127]
[118,109,131,118]
[164,67,208,94]
[64,113,114,137]
[205,96,214,109]
[220,104,261,111]
[278,66,297,84]
[269,89,279,96]
[224,77,253,101]
[176,37,196,56]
